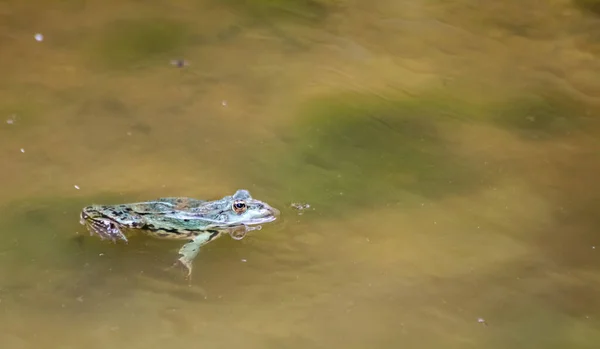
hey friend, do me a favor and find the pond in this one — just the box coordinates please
[1,0,600,348]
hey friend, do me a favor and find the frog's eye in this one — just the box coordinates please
[232,200,247,214]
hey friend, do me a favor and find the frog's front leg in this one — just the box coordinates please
[176,231,220,277]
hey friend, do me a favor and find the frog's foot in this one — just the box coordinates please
[175,245,197,279]
[176,256,194,279]
[174,232,214,278]
[81,216,128,243]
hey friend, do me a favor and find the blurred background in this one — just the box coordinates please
[1,0,600,348]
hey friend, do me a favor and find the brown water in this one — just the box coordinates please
[1,0,600,348]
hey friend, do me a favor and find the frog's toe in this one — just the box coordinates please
[176,257,193,278]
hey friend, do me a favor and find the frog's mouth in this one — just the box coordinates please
[247,204,280,225]
[247,214,278,225]
[80,211,128,243]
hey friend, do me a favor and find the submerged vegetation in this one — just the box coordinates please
[574,0,600,15]
[90,18,190,69]
[237,93,483,214]
[230,86,589,215]
[221,0,342,22]
[85,0,342,70]
[489,91,586,140]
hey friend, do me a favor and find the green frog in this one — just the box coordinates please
[79,189,280,277]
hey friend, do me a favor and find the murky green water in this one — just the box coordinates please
[1,0,600,348]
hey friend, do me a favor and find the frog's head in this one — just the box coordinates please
[220,189,280,227]
[80,205,130,243]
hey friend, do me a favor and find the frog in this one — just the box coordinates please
[79,189,280,277]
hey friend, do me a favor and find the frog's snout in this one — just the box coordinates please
[269,205,280,217]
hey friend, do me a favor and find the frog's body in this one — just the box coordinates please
[79,189,279,276]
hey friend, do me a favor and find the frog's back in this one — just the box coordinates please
[128,197,208,213]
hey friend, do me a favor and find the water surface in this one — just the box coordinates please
[1,0,600,348]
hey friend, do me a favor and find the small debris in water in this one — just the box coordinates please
[34,33,44,42]
[170,59,189,68]
[241,259,247,262]
[20,148,25,153]
[477,318,488,326]
[291,202,311,215]
[74,185,80,190]
[6,114,16,124]
[221,100,228,107]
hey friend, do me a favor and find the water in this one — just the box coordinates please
[1,0,600,348]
